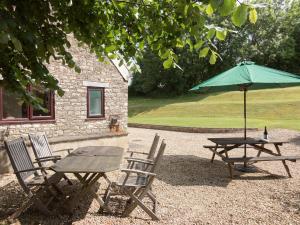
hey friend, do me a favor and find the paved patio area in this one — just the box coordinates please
[1,127,300,224]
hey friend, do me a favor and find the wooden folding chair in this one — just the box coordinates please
[29,133,72,184]
[102,140,166,220]
[4,137,64,220]
[126,133,160,169]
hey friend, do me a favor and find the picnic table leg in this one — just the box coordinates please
[248,144,263,165]
[274,144,292,178]
[211,144,218,163]
[256,144,263,158]
[224,147,233,178]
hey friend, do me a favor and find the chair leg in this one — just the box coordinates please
[99,183,112,213]
[122,189,159,220]
[147,191,157,213]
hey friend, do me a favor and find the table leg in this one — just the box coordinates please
[76,173,113,213]
[211,144,218,163]
[64,173,112,214]
[274,144,292,178]
[224,147,233,178]
[248,144,263,165]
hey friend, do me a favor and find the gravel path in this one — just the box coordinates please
[1,127,300,224]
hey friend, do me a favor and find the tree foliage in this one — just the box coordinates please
[130,0,300,96]
[0,0,259,104]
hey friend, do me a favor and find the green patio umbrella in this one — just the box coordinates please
[191,61,300,167]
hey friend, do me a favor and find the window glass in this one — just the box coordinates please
[32,87,51,117]
[88,88,103,117]
[3,91,28,119]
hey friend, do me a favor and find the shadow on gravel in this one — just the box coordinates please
[0,179,99,225]
[156,155,234,187]
[0,181,25,220]
[289,136,300,146]
[156,155,286,187]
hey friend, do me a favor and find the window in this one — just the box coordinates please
[0,87,55,123]
[87,87,104,118]
[30,86,54,119]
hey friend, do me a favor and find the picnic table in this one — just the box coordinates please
[51,146,124,213]
[204,137,300,178]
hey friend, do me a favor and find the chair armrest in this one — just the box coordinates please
[127,150,149,155]
[35,155,61,164]
[124,157,153,162]
[53,148,73,154]
[126,158,154,165]
[121,168,156,177]
[15,167,44,174]
[36,155,61,160]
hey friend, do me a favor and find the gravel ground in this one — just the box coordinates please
[1,127,300,225]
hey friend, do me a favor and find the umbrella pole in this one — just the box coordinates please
[244,89,247,167]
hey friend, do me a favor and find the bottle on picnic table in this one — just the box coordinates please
[264,126,268,140]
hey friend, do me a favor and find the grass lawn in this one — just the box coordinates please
[128,86,300,131]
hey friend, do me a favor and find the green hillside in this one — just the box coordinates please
[128,87,300,131]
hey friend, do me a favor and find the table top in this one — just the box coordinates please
[51,146,124,173]
[208,137,288,145]
[70,146,124,156]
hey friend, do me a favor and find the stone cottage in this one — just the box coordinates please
[0,37,128,173]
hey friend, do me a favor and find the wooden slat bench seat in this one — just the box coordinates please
[203,145,224,149]
[203,145,253,149]
[224,156,300,163]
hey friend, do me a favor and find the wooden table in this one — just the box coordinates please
[204,137,300,178]
[51,146,124,213]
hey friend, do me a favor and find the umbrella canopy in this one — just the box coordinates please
[190,61,300,92]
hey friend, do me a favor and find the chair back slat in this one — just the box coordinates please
[150,140,166,173]
[147,134,160,160]
[5,138,35,192]
[29,134,53,159]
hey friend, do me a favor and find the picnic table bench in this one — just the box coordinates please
[204,137,300,178]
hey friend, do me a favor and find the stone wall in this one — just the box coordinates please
[0,36,128,139]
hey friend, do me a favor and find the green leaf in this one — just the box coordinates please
[186,39,193,51]
[0,33,9,44]
[74,65,81,73]
[105,45,117,52]
[163,57,173,69]
[98,56,105,62]
[209,51,217,64]
[11,37,23,51]
[210,0,223,10]
[139,41,145,50]
[176,39,184,48]
[231,4,249,27]
[216,30,227,41]
[199,47,209,58]
[57,89,65,97]
[219,0,236,16]
[207,29,216,39]
[206,4,214,16]
[194,40,204,50]
[184,4,189,16]
[161,49,170,59]
[249,8,258,24]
